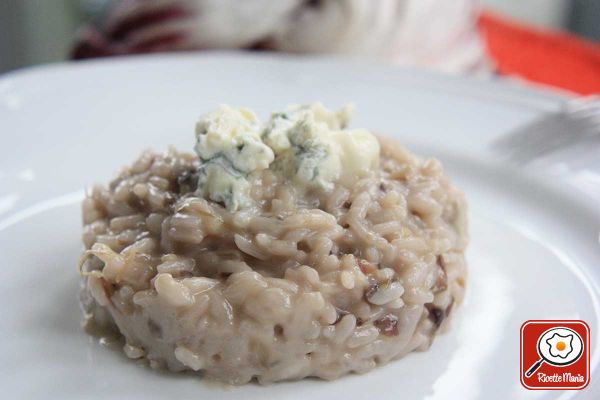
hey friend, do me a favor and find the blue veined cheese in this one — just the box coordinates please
[194,103,379,209]
[194,106,274,210]
[271,121,342,191]
[262,103,352,153]
[265,103,379,190]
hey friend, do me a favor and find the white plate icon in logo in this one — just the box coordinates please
[525,327,584,377]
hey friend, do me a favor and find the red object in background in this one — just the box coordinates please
[479,11,600,95]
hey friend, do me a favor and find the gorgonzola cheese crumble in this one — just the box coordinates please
[194,103,379,210]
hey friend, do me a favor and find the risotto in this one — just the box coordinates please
[78,103,468,384]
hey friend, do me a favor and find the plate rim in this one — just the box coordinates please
[0,51,571,114]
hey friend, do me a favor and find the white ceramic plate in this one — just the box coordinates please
[1,53,599,399]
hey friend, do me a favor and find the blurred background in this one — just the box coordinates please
[1,0,599,93]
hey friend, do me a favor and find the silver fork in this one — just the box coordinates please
[492,96,600,164]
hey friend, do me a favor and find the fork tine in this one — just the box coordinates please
[492,97,600,164]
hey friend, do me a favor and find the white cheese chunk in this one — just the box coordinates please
[330,129,380,187]
[194,106,274,210]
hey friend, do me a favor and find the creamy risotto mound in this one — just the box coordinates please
[78,103,468,384]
